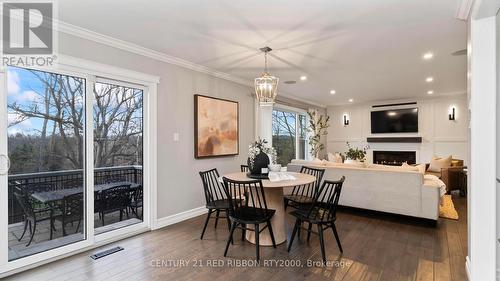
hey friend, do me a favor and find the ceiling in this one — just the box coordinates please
[58,0,467,106]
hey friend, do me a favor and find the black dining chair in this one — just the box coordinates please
[222,177,276,261]
[56,192,84,236]
[287,176,346,263]
[284,166,325,210]
[240,165,249,173]
[95,184,130,226]
[199,168,234,239]
[14,190,60,246]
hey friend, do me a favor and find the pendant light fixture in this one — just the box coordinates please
[254,47,279,106]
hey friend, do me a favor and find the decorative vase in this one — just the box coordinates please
[248,151,270,175]
[344,159,358,164]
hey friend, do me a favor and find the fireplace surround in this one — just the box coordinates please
[373,151,416,166]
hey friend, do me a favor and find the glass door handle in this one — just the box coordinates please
[0,154,10,175]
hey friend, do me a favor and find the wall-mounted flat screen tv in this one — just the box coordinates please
[371,108,418,133]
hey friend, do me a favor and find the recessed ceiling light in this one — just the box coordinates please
[423,52,434,60]
[427,90,434,95]
[348,98,354,102]
[300,76,307,81]
[426,77,434,82]
[330,90,336,95]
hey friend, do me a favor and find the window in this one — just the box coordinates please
[272,107,308,166]
[7,66,86,260]
[93,81,144,234]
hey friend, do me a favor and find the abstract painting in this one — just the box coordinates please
[194,95,239,158]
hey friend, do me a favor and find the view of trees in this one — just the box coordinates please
[272,109,307,166]
[7,67,143,175]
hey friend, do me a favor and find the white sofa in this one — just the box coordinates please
[287,160,444,221]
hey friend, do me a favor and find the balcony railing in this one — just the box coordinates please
[8,166,143,224]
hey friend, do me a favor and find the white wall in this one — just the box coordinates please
[57,32,255,219]
[326,96,469,164]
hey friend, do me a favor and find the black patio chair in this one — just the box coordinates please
[129,186,143,219]
[240,165,249,173]
[63,178,83,189]
[199,168,235,239]
[95,184,131,226]
[284,166,325,210]
[287,176,345,263]
[222,177,276,262]
[20,182,58,213]
[14,190,60,246]
[106,176,127,183]
[56,192,84,236]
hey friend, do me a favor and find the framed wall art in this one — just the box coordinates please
[194,94,239,158]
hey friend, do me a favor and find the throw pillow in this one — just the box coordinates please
[427,155,452,172]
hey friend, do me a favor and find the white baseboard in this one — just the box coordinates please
[466,256,471,281]
[153,206,206,230]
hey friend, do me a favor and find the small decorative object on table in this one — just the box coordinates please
[345,142,370,163]
[268,164,282,172]
[247,138,277,179]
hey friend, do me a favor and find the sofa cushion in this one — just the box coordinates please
[428,156,452,172]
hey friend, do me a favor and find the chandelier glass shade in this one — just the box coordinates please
[254,50,278,105]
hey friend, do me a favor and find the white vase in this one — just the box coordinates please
[344,159,358,164]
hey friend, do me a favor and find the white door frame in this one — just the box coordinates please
[467,1,499,280]
[0,55,159,277]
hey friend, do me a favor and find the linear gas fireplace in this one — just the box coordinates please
[373,151,416,166]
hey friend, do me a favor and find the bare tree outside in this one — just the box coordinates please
[93,82,143,168]
[7,67,143,174]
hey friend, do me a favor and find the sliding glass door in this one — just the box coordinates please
[93,80,144,234]
[0,62,154,273]
[5,66,87,261]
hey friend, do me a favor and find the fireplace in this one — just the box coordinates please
[373,151,416,166]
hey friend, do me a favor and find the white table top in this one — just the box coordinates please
[223,172,316,188]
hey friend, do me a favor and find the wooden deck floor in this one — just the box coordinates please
[9,209,142,261]
[5,194,467,281]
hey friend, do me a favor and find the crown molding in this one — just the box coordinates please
[56,20,325,108]
[455,0,475,20]
[56,20,251,86]
[326,91,467,107]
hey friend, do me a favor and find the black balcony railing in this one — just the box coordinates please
[8,166,143,224]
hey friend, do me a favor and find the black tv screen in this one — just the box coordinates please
[371,108,418,133]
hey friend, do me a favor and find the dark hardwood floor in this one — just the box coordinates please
[6,194,468,281]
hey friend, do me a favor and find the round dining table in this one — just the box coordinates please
[223,172,316,246]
